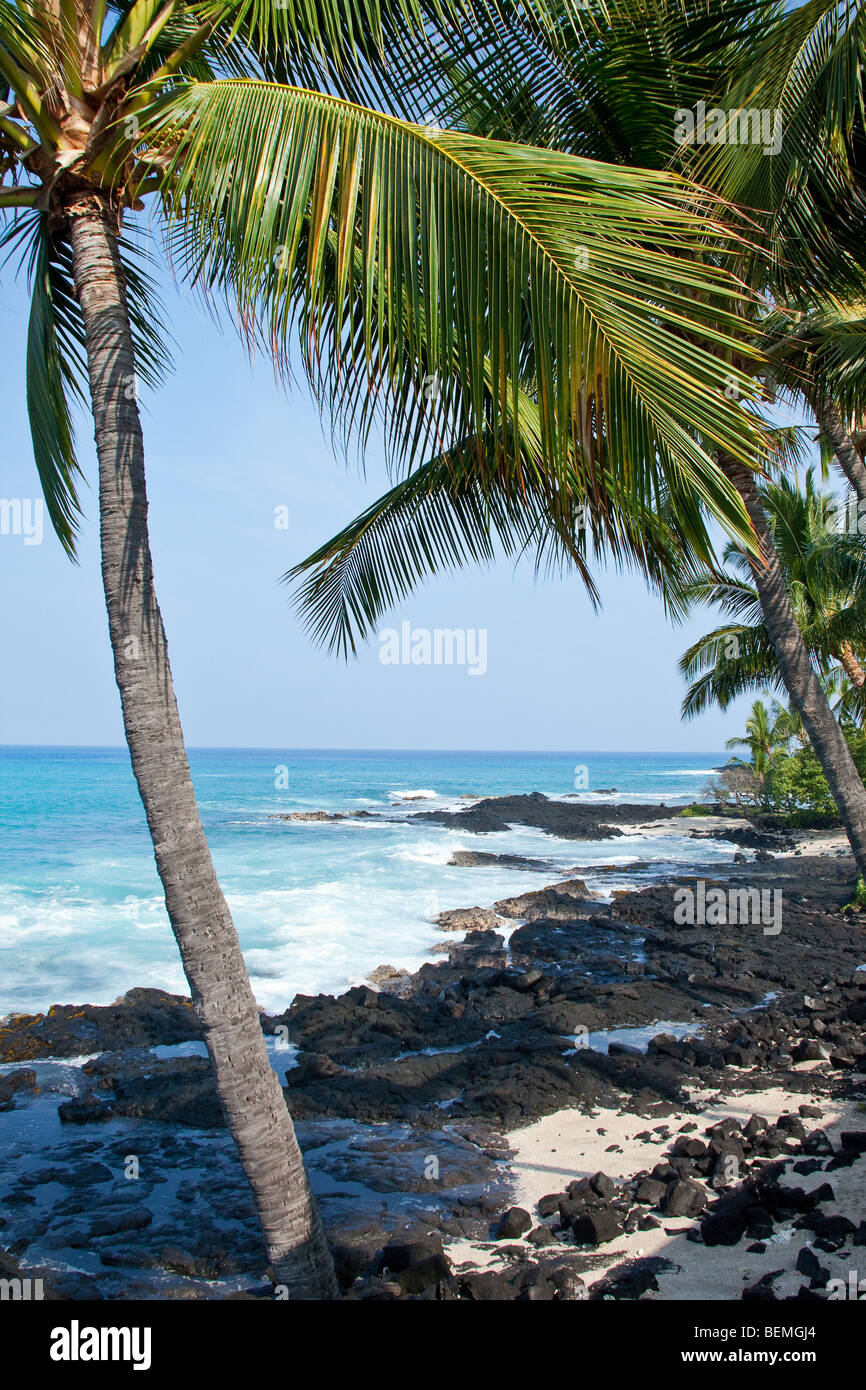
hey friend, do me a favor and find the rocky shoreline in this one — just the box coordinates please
[1,795,865,1300]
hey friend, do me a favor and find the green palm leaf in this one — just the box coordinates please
[679,622,781,717]
[679,467,866,718]
[23,217,85,558]
[142,76,765,544]
[285,450,581,659]
[286,392,715,655]
[0,209,172,556]
[700,0,866,292]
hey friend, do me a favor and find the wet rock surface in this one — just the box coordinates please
[410,791,677,839]
[0,989,204,1063]
[447,850,562,871]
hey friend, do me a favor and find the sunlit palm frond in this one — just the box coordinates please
[679,623,782,717]
[141,77,765,547]
[286,371,722,655]
[702,0,866,292]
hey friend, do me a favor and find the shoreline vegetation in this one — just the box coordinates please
[2,792,865,1302]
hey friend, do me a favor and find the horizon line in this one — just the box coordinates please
[0,742,728,756]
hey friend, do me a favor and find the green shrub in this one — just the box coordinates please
[711,728,866,820]
[843,875,866,913]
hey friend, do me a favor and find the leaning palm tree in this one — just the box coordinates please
[679,469,866,720]
[1,0,768,1295]
[290,0,866,875]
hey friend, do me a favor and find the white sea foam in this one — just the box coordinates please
[0,752,737,1016]
[566,1018,704,1055]
[390,838,460,866]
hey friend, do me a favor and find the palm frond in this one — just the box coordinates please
[762,298,866,424]
[679,622,782,717]
[701,0,866,293]
[142,76,767,551]
[285,448,580,658]
[286,374,720,655]
[0,207,172,557]
[8,213,86,558]
[0,0,58,83]
[679,464,866,718]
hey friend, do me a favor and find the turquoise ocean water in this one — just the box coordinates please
[0,746,735,1016]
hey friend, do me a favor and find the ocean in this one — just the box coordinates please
[0,746,735,1017]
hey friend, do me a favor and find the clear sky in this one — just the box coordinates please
[1,242,769,752]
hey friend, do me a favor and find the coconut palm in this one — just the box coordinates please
[290,0,866,874]
[679,470,866,720]
[725,698,795,776]
[700,0,866,488]
[715,695,798,809]
[704,0,866,301]
[1,0,773,1296]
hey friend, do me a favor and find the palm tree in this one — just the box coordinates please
[725,697,793,777]
[705,0,866,306]
[290,0,866,875]
[716,695,798,810]
[680,469,866,719]
[702,0,866,495]
[1,0,768,1296]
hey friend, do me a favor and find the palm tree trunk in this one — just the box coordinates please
[815,394,866,507]
[838,641,866,688]
[720,454,866,875]
[65,191,338,1300]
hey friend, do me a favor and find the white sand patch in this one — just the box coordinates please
[440,1238,513,1275]
[785,827,851,858]
[592,815,853,862]
[458,1077,866,1299]
[600,813,732,839]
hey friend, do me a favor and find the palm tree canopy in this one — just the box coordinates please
[1,0,767,563]
[722,695,800,783]
[761,297,866,432]
[286,1,866,661]
[679,467,866,718]
[724,696,795,776]
[289,0,800,655]
[702,0,866,295]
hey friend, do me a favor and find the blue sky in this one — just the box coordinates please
[1,244,771,752]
